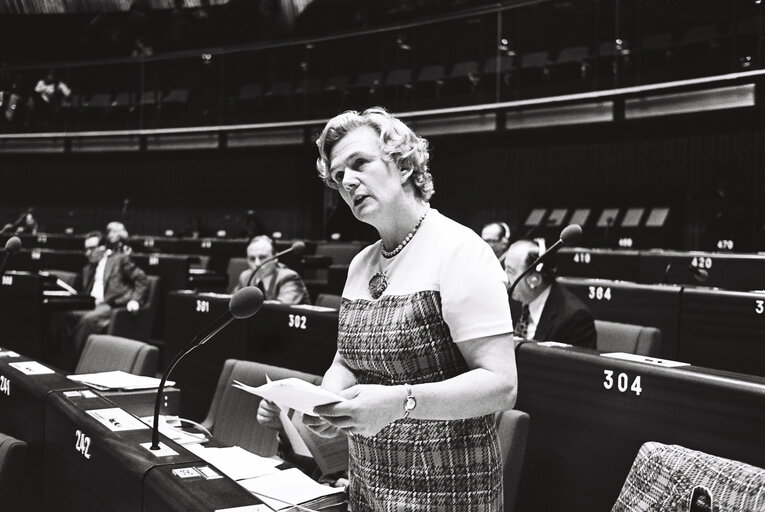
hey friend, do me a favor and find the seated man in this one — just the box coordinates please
[55,231,148,369]
[481,221,511,266]
[233,235,310,304]
[504,239,596,348]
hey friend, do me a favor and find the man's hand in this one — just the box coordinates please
[126,300,140,313]
[256,400,282,431]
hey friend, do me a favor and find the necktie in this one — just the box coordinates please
[514,303,531,339]
[256,280,267,298]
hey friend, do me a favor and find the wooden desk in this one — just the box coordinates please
[43,390,261,511]
[164,291,338,421]
[0,271,94,360]
[559,277,681,359]
[515,342,765,512]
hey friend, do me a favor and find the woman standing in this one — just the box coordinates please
[279,108,516,510]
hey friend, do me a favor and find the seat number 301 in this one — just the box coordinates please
[603,370,642,396]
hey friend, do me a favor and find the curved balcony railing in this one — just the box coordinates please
[0,0,762,134]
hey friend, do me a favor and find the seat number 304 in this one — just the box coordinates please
[603,370,642,396]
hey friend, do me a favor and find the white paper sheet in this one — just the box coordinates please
[183,444,281,481]
[238,468,344,511]
[232,378,344,415]
[68,370,174,390]
[600,352,690,367]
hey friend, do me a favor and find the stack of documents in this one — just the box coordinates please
[68,370,173,390]
[239,468,346,511]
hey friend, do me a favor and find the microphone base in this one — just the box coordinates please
[141,442,179,457]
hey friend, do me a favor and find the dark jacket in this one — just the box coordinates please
[512,281,597,349]
[80,252,148,307]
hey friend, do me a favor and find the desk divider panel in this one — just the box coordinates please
[514,342,765,512]
[558,277,681,359]
[638,250,765,290]
[557,248,641,281]
[679,287,765,377]
[163,291,248,421]
[0,351,86,512]
[44,390,259,511]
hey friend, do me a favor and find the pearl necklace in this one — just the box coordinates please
[381,207,430,258]
[369,208,429,299]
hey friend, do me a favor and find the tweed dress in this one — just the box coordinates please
[339,210,513,512]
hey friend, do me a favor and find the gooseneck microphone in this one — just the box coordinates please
[0,213,28,236]
[0,236,22,278]
[149,286,264,450]
[508,224,582,296]
[246,240,306,287]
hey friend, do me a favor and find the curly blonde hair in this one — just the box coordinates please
[315,107,434,201]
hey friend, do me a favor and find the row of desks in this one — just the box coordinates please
[559,277,765,376]
[0,347,261,511]
[558,247,765,291]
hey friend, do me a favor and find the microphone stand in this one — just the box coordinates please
[149,309,235,450]
[508,225,582,297]
[246,243,304,287]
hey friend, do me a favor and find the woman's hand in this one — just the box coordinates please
[302,412,342,438]
[313,384,405,437]
[256,399,282,431]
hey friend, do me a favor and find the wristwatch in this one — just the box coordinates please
[402,383,416,419]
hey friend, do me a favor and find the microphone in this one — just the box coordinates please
[149,287,264,450]
[662,262,709,285]
[246,240,306,287]
[0,212,27,236]
[0,236,22,278]
[508,224,582,297]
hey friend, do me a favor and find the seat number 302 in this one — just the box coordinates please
[288,314,307,330]
[603,370,642,396]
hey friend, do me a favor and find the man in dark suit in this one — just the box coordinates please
[55,231,148,369]
[504,239,596,348]
[233,235,310,304]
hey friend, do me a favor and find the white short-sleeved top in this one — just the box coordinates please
[343,209,513,342]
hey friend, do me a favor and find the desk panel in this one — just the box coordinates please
[10,248,87,273]
[144,463,262,511]
[638,250,765,290]
[557,248,641,281]
[0,352,86,511]
[559,277,681,359]
[247,303,338,376]
[44,391,200,511]
[0,271,93,362]
[679,288,765,376]
[515,343,765,512]
[164,291,248,421]
[164,292,339,421]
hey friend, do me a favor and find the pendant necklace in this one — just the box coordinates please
[368,207,429,299]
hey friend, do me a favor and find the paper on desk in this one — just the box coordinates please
[9,361,54,375]
[238,468,344,511]
[140,415,207,445]
[232,378,344,415]
[87,407,149,431]
[184,444,281,481]
[290,304,338,312]
[600,352,690,367]
[68,370,174,390]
